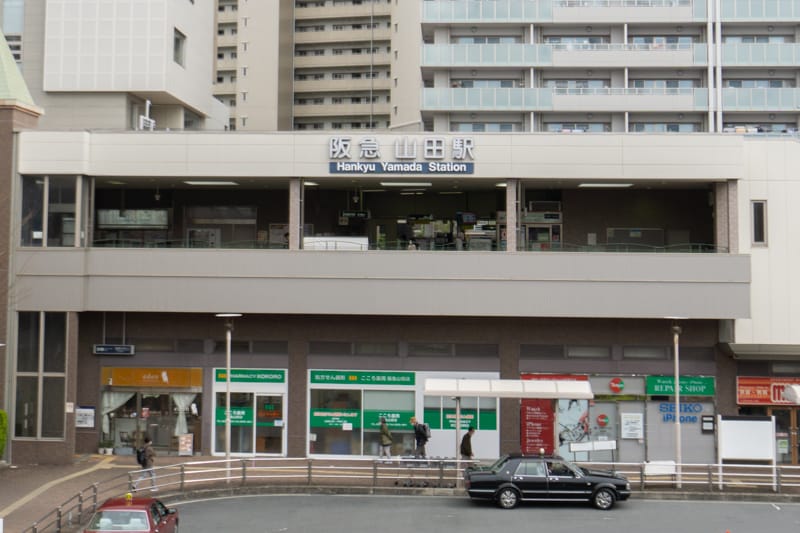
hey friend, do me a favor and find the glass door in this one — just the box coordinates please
[769,408,797,464]
[255,395,284,455]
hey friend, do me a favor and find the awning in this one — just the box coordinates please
[424,378,593,399]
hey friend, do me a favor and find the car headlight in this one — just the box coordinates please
[625,482,631,490]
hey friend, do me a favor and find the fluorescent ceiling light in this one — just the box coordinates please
[107,180,126,185]
[495,182,507,188]
[578,183,633,188]
[361,189,385,193]
[439,191,464,195]
[380,182,432,187]
[401,188,427,192]
[184,181,239,186]
[304,181,319,186]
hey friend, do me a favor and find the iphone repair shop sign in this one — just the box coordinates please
[328,136,475,175]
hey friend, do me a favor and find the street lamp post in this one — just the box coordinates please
[215,313,242,474]
[672,324,683,489]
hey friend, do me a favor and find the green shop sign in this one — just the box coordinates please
[215,368,286,383]
[215,406,254,426]
[310,408,361,428]
[363,410,416,430]
[310,370,415,386]
[646,376,715,396]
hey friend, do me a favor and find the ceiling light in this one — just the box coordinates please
[380,182,432,187]
[401,188,427,192]
[304,181,318,186]
[439,191,464,195]
[184,181,239,186]
[578,183,634,188]
[495,182,507,188]
[108,180,126,185]
[361,189,385,193]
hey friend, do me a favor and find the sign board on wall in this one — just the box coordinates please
[75,407,95,428]
[646,376,715,396]
[310,370,415,386]
[519,374,589,455]
[737,376,800,405]
[620,413,644,439]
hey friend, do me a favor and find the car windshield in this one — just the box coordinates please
[86,510,149,531]
[487,455,510,472]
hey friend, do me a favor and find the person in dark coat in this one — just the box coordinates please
[460,426,476,461]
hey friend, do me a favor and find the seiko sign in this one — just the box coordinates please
[328,136,475,175]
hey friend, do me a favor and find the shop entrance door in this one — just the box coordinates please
[768,407,797,464]
[255,395,284,455]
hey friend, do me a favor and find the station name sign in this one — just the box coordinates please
[328,136,475,175]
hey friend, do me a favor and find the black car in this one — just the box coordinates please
[464,453,631,510]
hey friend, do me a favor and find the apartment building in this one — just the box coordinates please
[1,0,228,131]
[1,0,800,468]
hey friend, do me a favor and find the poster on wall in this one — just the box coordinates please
[520,399,555,455]
[520,374,590,457]
[620,413,644,439]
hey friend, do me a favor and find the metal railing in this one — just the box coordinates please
[22,458,800,533]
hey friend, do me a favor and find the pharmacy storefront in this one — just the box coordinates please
[308,370,500,458]
[213,368,288,456]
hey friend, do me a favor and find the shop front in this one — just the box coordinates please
[212,368,288,456]
[737,376,800,464]
[308,369,501,458]
[99,367,203,455]
[520,373,716,464]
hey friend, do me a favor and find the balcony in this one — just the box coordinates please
[13,248,750,320]
[422,0,700,23]
[293,102,391,118]
[720,0,800,21]
[422,43,706,68]
[294,52,391,69]
[721,88,800,111]
[294,78,392,93]
[294,28,391,45]
[722,43,800,66]
[421,87,709,112]
[295,3,392,20]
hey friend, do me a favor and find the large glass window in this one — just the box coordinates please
[215,392,254,454]
[20,176,78,247]
[310,389,361,455]
[14,312,67,439]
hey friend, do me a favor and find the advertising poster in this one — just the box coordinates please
[520,399,555,454]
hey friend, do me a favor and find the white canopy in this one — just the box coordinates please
[424,378,593,399]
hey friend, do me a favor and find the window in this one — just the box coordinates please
[752,200,767,245]
[15,312,67,439]
[20,175,77,247]
[173,28,186,66]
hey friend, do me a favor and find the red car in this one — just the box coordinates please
[83,496,179,532]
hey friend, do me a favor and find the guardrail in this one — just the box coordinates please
[22,458,800,533]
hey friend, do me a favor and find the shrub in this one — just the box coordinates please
[0,409,7,459]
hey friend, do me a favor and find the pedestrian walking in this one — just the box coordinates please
[133,436,157,492]
[460,426,476,461]
[379,416,393,461]
[410,416,429,459]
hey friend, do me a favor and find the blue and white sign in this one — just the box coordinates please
[328,136,475,175]
[93,344,135,355]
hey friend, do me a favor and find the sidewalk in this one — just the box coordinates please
[0,454,212,533]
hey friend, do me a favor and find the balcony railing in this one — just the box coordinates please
[91,238,727,254]
[722,43,800,66]
[422,87,709,111]
[422,42,706,67]
[721,88,800,111]
[720,0,800,20]
[422,0,695,22]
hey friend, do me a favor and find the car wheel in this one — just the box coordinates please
[592,488,616,510]
[496,487,520,509]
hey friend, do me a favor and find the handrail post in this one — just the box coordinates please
[241,458,247,487]
[777,466,783,494]
[56,506,62,532]
[180,464,186,491]
[707,464,713,491]
[92,483,99,512]
[639,463,645,490]
[128,471,135,492]
[307,458,312,485]
[438,460,444,487]
[78,491,84,521]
